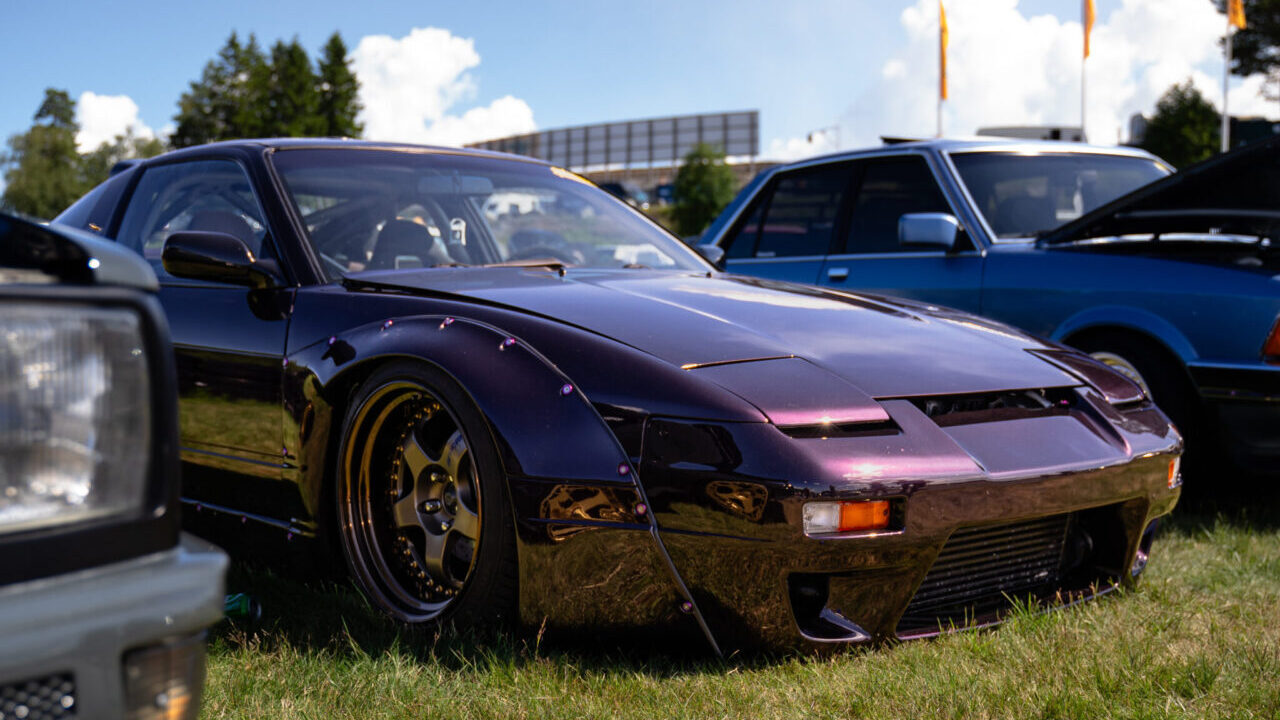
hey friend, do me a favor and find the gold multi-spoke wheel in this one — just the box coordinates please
[336,361,516,625]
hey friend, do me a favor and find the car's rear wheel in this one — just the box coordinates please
[335,361,516,626]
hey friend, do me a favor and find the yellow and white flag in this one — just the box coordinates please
[1229,0,1247,30]
[939,1,949,100]
[1083,0,1096,58]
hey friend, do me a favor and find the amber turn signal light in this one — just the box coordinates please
[803,500,892,535]
[1264,317,1280,363]
[1167,456,1182,489]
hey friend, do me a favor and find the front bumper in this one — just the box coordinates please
[1189,363,1280,472]
[0,534,227,716]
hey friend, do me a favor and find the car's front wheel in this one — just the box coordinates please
[335,361,517,627]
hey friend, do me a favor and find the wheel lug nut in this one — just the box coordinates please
[440,520,451,531]
[421,499,441,513]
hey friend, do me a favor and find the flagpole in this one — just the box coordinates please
[1081,50,1087,141]
[1223,12,1233,153]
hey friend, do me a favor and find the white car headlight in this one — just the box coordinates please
[0,304,151,534]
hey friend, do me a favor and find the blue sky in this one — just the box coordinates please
[0,0,1271,163]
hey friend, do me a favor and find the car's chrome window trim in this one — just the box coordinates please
[823,250,983,261]
[726,255,828,265]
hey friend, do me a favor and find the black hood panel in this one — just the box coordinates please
[1041,135,1280,245]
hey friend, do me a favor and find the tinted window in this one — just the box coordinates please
[742,164,851,259]
[950,152,1168,238]
[723,201,764,259]
[115,160,269,275]
[843,157,952,254]
[270,149,704,280]
[53,171,131,234]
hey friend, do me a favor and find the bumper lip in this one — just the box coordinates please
[1188,361,1280,403]
[0,533,227,711]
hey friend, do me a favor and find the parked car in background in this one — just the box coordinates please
[597,181,651,210]
[0,213,226,719]
[701,137,1280,475]
[653,183,676,206]
[52,139,1180,652]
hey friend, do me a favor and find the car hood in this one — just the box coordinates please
[346,268,1077,399]
[1040,134,1280,246]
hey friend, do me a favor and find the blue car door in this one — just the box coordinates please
[818,155,984,313]
[720,161,855,285]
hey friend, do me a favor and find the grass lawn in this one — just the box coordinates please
[201,491,1280,719]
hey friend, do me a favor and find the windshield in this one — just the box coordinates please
[269,148,706,280]
[950,152,1170,239]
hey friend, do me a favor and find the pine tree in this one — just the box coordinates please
[171,32,267,147]
[255,38,323,137]
[317,32,363,138]
[1,89,88,219]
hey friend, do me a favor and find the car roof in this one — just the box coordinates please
[146,137,555,167]
[780,137,1161,168]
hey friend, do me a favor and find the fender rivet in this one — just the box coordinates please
[679,600,694,614]
[560,383,574,396]
[327,336,336,345]
[634,502,648,517]
[382,320,394,330]
[617,463,631,477]
[439,317,456,329]
[499,337,516,350]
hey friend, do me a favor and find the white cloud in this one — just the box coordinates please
[765,0,1276,157]
[766,129,840,162]
[74,92,155,152]
[351,27,536,147]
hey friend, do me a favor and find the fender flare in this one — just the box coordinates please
[1052,305,1198,364]
[287,313,723,654]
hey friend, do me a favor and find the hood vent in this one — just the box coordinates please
[909,388,1077,427]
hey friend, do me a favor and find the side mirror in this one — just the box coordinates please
[695,243,726,268]
[898,213,960,251]
[162,231,281,289]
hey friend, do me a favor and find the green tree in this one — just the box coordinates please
[2,89,87,218]
[80,128,166,189]
[172,32,267,147]
[317,32,363,137]
[1220,0,1280,96]
[1140,81,1220,168]
[671,143,737,237]
[255,38,323,137]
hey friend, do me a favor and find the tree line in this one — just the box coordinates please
[2,31,362,218]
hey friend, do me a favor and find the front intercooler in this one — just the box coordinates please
[896,513,1075,634]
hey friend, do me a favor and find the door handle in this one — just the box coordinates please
[827,267,849,281]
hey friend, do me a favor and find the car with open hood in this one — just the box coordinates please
[701,137,1280,477]
[53,139,1180,653]
[0,212,226,718]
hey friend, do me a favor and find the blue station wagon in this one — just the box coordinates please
[701,137,1280,474]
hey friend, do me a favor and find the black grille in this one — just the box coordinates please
[0,673,76,719]
[897,514,1071,634]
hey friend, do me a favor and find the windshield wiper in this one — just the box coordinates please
[483,258,572,271]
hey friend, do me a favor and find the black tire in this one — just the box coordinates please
[335,360,517,628]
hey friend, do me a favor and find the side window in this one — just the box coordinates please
[753,164,851,258]
[52,171,131,234]
[723,201,764,259]
[115,160,269,276]
[842,157,954,254]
